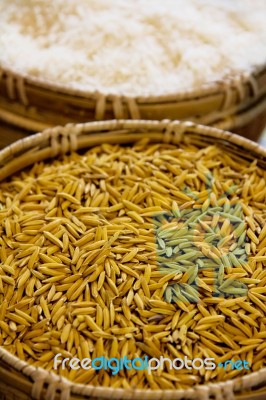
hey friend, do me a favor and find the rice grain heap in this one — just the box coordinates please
[0,140,266,390]
[0,0,266,96]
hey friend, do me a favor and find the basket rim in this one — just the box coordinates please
[0,119,266,400]
[1,62,266,103]
[0,119,266,182]
[0,118,266,165]
[1,343,266,400]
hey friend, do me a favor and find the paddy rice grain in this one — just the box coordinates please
[0,140,265,389]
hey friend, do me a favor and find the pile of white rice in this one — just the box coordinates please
[0,0,266,96]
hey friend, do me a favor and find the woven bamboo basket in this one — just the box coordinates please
[0,63,266,141]
[0,120,266,400]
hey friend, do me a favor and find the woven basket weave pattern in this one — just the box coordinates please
[0,65,265,139]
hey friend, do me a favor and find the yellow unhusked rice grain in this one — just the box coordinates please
[0,139,265,390]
